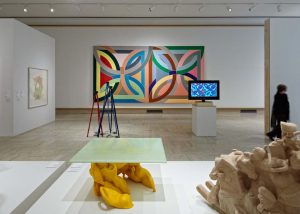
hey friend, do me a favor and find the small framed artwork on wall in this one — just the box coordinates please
[28,67,48,108]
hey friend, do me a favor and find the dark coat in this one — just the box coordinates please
[271,93,289,128]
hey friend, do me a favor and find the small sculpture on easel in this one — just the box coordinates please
[197,122,300,214]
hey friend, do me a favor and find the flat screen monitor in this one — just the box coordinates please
[188,80,220,101]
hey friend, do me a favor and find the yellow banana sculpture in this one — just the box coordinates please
[120,163,156,192]
[100,187,133,209]
[90,162,156,209]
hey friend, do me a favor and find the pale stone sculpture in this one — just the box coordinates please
[197,122,300,214]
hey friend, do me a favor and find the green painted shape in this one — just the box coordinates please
[152,54,171,73]
[166,46,205,58]
[70,138,167,163]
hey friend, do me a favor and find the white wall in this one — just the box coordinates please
[0,19,55,136]
[13,21,55,135]
[269,18,300,126]
[37,26,264,108]
[0,19,14,136]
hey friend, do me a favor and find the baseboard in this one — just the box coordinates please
[56,108,264,114]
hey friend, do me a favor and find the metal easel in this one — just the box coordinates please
[97,82,120,138]
[86,91,102,137]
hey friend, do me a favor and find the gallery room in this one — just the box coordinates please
[0,0,300,213]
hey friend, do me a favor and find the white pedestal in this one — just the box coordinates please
[192,102,216,136]
[0,161,66,214]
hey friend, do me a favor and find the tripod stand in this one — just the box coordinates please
[86,91,102,137]
[97,82,120,138]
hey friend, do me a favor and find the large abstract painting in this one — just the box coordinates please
[93,46,204,103]
[28,67,48,108]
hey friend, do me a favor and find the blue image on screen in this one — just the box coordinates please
[191,83,218,98]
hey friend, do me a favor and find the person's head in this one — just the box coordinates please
[277,84,287,94]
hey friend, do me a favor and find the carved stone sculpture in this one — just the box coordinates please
[197,122,300,214]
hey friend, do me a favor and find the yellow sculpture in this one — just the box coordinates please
[90,163,155,209]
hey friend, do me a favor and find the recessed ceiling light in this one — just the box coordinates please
[23,5,28,13]
[226,6,232,12]
[50,5,55,13]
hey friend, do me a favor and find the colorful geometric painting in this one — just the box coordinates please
[93,46,204,103]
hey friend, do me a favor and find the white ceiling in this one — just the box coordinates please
[0,1,300,25]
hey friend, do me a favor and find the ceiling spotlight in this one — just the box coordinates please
[248,4,256,12]
[277,4,282,12]
[148,5,155,12]
[226,6,232,12]
[174,4,179,13]
[23,5,28,13]
[50,5,55,13]
[198,4,205,12]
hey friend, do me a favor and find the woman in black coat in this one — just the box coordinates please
[266,84,289,140]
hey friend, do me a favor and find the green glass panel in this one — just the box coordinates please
[70,138,167,163]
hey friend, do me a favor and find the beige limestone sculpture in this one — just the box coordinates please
[197,122,300,214]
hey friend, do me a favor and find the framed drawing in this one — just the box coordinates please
[28,67,48,108]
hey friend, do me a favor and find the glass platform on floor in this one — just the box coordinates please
[70,138,167,163]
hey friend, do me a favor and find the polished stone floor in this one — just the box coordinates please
[0,110,268,161]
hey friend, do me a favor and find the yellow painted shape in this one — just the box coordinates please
[132,72,141,82]
[96,63,100,93]
[152,75,172,96]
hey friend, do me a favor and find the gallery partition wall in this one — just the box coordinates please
[0,19,55,136]
[265,18,300,133]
